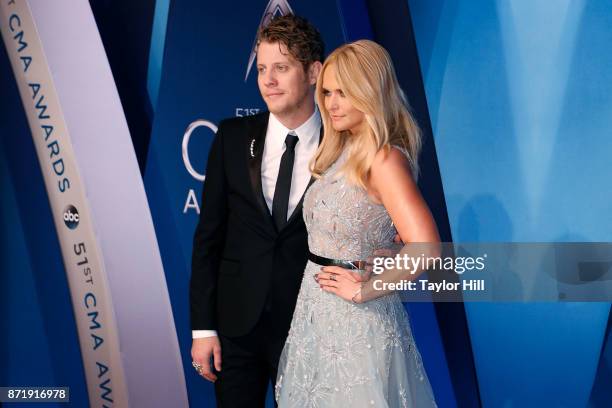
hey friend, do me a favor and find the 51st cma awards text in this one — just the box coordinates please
[374,279,485,292]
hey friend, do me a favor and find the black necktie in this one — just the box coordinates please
[272,133,299,231]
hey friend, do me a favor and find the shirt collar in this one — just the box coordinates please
[268,106,321,148]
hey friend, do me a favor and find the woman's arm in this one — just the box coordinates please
[368,147,439,243]
[357,147,441,301]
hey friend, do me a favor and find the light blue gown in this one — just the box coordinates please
[275,147,437,407]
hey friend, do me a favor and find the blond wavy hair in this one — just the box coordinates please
[311,40,421,188]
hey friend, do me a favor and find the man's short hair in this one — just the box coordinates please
[257,14,325,70]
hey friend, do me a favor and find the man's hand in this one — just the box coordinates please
[192,337,222,382]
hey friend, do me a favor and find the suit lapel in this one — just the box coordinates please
[247,114,273,221]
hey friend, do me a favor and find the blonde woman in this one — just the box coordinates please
[275,40,439,407]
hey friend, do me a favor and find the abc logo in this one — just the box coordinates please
[63,205,80,229]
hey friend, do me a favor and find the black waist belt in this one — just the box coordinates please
[308,251,367,270]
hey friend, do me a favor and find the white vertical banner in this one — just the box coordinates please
[0,1,188,407]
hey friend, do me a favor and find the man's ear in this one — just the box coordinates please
[308,61,323,85]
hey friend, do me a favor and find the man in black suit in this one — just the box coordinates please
[190,15,325,407]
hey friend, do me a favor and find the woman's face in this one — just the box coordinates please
[321,64,366,135]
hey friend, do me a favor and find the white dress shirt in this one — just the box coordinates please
[193,109,321,339]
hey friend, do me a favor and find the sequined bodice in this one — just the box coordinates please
[303,149,396,261]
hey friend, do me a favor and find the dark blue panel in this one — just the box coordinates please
[89,0,157,174]
[336,0,373,41]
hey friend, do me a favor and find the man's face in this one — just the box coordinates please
[256,41,316,118]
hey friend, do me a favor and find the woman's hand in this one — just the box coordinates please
[315,266,365,303]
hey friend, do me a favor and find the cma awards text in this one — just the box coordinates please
[6,10,71,193]
[73,241,114,405]
[182,108,260,214]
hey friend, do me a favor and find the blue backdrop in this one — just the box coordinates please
[2,0,612,407]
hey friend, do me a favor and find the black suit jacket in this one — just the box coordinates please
[190,112,319,338]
